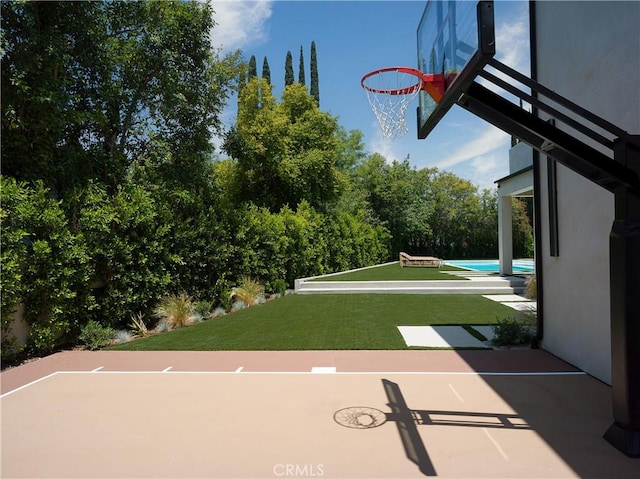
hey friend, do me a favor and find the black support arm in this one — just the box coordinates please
[459,81,640,194]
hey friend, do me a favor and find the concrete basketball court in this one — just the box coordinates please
[1,350,638,478]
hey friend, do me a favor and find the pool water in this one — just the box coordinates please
[445,260,534,273]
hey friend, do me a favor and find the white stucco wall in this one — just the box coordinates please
[534,1,640,384]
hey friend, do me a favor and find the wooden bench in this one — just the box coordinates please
[399,252,443,268]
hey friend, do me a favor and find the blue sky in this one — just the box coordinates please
[210,0,530,191]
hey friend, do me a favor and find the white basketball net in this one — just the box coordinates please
[362,69,422,140]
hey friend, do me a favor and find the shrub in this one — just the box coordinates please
[154,293,194,330]
[1,179,28,362]
[79,320,116,350]
[215,280,234,312]
[76,182,173,328]
[492,316,533,347]
[2,177,94,357]
[26,324,58,356]
[1,334,24,364]
[194,301,213,319]
[268,279,288,296]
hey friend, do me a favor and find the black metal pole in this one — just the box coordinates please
[604,138,640,457]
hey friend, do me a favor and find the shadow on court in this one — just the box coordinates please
[336,379,531,477]
[382,379,437,476]
[384,378,535,476]
[334,376,638,478]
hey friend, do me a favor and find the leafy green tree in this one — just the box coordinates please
[335,128,367,173]
[285,51,294,86]
[298,45,305,85]
[417,179,501,259]
[223,79,343,211]
[403,167,437,254]
[262,56,271,84]
[1,0,239,196]
[352,155,419,256]
[512,198,534,258]
[329,128,373,220]
[351,156,504,259]
[310,41,319,105]
[323,210,390,273]
[466,189,498,258]
[1,1,104,193]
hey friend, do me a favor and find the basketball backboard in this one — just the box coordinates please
[417,0,495,139]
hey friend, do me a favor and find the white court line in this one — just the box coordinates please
[162,367,172,372]
[448,383,464,402]
[235,366,244,372]
[0,370,587,398]
[483,427,510,460]
[0,372,60,399]
[311,367,337,374]
[22,370,586,376]
[91,367,104,372]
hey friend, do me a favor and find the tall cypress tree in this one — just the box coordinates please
[262,56,271,84]
[248,55,257,79]
[310,41,319,105]
[284,51,294,86]
[298,46,305,85]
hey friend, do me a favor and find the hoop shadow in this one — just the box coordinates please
[334,379,531,477]
[382,378,438,476]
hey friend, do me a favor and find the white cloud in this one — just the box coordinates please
[208,1,272,153]
[433,126,509,170]
[367,118,408,163]
[210,1,273,53]
[478,9,530,101]
[495,16,529,74]
[443,150,509,192]
[471,153,499,175]
[469,152,506,191]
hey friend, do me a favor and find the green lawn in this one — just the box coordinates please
[308,262,467,281]
[108,294,515,351]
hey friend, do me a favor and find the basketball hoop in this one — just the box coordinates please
[361,67,444,140]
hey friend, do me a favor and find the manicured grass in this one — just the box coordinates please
[308,262,466,281]
[108,294,515,351]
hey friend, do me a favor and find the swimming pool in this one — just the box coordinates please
[444,259,535,273]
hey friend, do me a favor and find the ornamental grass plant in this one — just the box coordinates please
[229,276,265,306]
[154,293,194,330]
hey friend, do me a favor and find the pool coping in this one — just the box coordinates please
[444,259,535,273]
